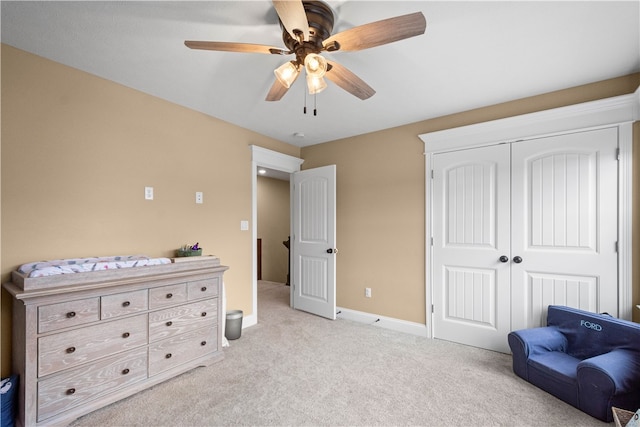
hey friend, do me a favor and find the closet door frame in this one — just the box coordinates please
[420,89,639,339]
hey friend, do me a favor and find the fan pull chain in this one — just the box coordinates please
[314,93,318,116]
[303,87,307,114]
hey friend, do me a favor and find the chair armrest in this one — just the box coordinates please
[577,349,640,421]
[508,327,567,380]
[578,349,640,394]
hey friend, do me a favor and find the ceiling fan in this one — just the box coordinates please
[184,1,426,102]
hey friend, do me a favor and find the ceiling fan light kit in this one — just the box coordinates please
[274,61,300,88]
[184,0,427,104]
[306,74,328,95]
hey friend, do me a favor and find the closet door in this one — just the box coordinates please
[431,127,619,353]
[510,128,619,331]
[432,144,511,353]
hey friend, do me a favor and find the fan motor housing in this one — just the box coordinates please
[281,0,334,52]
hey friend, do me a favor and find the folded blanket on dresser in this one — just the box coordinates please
[18,255,172,278]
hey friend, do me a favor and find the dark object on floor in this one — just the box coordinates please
[1,374,18,427]
[508,305,640,422]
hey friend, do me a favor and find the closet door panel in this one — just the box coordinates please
[511,128,618,330]
[432,144,511,353]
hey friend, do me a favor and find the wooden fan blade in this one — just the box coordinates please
[272,0,309,41]
[266,78,291,101]
[325,60,375,100]
[323,12,426,52]
[185,40,287,55]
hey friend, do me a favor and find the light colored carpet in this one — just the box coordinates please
[70,281,607,426]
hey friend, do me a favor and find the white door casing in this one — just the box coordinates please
[291,165,337,319]
[422,90,638,349]
[250,146,304,327]
[431,129,619,353]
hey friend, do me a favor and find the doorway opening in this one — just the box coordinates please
[248,146,303,328]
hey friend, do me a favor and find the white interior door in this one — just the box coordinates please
[510,128,619,330]
[291,165,336,319]
[432,144,512,353]
[431,128,619,353]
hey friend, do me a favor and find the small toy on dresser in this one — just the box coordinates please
[176,242,202,257]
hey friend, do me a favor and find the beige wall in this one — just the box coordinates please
[257,176,290,283]
[301,73,640,325]
[0,45,301,376]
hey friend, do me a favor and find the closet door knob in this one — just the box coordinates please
[499,256,509,263]
[513,256,523,264]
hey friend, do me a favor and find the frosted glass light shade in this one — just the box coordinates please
[306,75,327,95]
[274,61,299,88]
[304,53,327,78]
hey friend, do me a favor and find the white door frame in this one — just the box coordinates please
[420,88,640,338]
[248,145,304,328]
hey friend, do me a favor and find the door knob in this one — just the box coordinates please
[513,256,523,264]
[499,256,509,263]
[326,248,338,254]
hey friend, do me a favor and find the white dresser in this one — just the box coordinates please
[3,257,228,427]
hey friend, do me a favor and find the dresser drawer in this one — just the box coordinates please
[37,348,148,422]
[187,277,219,300]
[149,283,187,309]
[148,326,216,376]
[38,298,100,333]
[148,299,216,343]
[39,315,148,377]
[101,289,148,319]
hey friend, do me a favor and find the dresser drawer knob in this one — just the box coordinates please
[67,388,76,395]
[66,311,76,318]
[201,312,207,317]
[166,293,173,299]
[201,286,207,292]
[122,332,130,338]
[66,346,76,354]
[165,353,172,359]
[166,321,173,327]
[122,368,130,375]
[122,301,131,307]
[201,341,207,346]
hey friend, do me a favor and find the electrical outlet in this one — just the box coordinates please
[195,192,203,204]
[145,187,153,200]
[365,287,371,298]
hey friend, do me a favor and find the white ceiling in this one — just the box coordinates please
[2,1,639,147]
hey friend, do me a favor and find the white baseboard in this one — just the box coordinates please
[242,313,257,329]
[336,307,428,338]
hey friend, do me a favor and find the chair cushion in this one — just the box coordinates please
[527,351,580,407]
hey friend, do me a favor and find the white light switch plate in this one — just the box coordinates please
[240,220,249,231]
[145,187,153,200]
